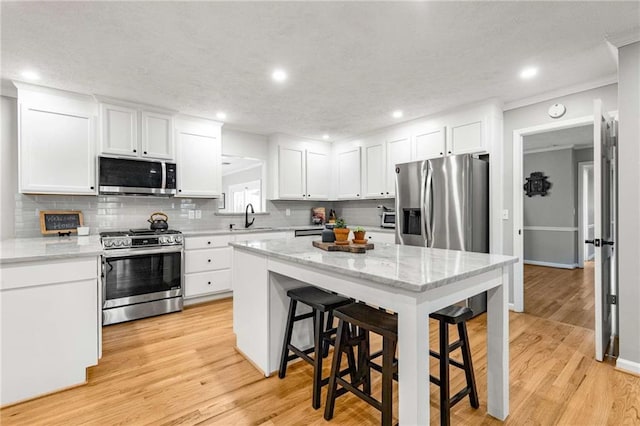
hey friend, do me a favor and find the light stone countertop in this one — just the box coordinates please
[230,237,517,293]
[0,236,103,265]
[182,225,394,237]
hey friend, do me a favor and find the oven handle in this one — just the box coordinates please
[102,246,183,258]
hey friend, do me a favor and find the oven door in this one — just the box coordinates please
[102,247,182,309]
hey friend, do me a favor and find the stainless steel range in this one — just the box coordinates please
[100,229,184,325]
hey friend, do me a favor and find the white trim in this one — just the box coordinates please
[616,358,640,376]
[524,260,578,269]
[512,113,597,313]
[523,145,574,155]
[605,28,640,48]
[503,75,618,111]
[578,161,594,268]
[523,226,578,232]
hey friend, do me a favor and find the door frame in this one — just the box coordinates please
[578,161,594,268]
[511,111,616,312]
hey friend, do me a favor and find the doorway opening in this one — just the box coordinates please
[521,125,595,329]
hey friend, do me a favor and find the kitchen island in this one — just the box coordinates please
[230,237,517,425]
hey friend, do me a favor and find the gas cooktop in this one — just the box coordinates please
[100,229,183,249]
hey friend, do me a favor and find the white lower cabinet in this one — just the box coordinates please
[183,235,233,299]
[0,256,100,406]
[367,231,396,244]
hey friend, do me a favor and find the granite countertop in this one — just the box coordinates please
[230,237,517,293]
[182,225,395,237]
[0,236,103,265]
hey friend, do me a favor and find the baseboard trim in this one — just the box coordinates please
[524,260,578,269]
[616,358,640,376]
[183,291,232,306]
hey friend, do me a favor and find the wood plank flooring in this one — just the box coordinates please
[3,297,639,425]
[524,262,595,329]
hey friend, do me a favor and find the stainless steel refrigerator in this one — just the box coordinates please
[395,154,489,315]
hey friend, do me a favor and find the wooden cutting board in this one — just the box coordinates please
[312,240,374,253]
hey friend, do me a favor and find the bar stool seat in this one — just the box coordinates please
[278,286,352,409]
[324,303,398,426]
[429,305,479,426]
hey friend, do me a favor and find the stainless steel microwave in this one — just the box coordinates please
[381,211,396,228]
[98,157,177,196]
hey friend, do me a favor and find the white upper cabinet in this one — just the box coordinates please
[278,146,305,199]
[448,120,484,155]
[413,127,446,160]
[99,99,175,160]
[336,146,361,199]
[305,149,330,200]
[385,136,411,195]
[17,84,97,195]
[175,116,222,198]
[363,140,385,198]
[269,134,331,200]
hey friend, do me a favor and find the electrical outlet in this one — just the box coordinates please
[502,209,509,220]
[195,210,202,219]
[188,210,195,220]
[285,208,291,216]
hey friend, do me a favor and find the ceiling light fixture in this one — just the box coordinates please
[392,110,403,119]
[520,67,538,79]
[216,112,227,120]
[272,68,288,82]
[322,134,330,140]
[21,70,40,81]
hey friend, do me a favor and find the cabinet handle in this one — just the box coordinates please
[133,149,137,153]
[143,151,148,155]
[380,192,384,195]
[448,151,452,154]
[303,194,306,197]
[90,186,95,190]
[207,241,211,245]
[356,194,360,197]
[207,281,211,285]
[307,194,311,197]
[207,259,211,263]
[178,189,182,192]
[440,152,443,155]
[386,192,389,194]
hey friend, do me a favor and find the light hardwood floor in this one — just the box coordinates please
[524,262,595,329]
[2,297,639,425]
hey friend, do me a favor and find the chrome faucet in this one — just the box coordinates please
[245,203,255,228]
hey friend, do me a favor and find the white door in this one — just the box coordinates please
[413,127,445,160]
[336,147,361,199]
[589,99,617,362]
[141,111,174,160]
[363,141,385,198]
[386,136,411,195]
[177,131,221,197]
[449,120,484,154]
[305,149,330,200]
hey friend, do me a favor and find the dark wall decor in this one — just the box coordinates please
[524,171,551,197]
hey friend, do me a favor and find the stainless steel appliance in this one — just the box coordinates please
[395,154,489,315]
[98,156,177,196]
[381,211,396,228]
[100,229,184,325]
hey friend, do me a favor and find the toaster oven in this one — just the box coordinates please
[381,211,396,228]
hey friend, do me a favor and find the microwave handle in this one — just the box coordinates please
[161,162,167,190]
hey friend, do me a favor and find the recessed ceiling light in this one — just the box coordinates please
[520,67,538,79]
[272,68,288,82]
[392,110,403,119]
[21,70,40,81]
[216,112,227,120]
[322,134,330,140]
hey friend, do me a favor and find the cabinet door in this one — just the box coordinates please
[367,231,396,244]
[185,247,232,274]
[305,149,330,200]
[363,141,386,198]
[141,111,174,160]
[20,105,96,195]
[100,103,138,157]
[176,131,221,197]
[413,127,445,160]
[278,146,306,199]
[336,147,361,199]
[386,137,411,196]
[184,269,232,297]
[449,120,484,154]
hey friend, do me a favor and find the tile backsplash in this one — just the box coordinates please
[14,194,395,237]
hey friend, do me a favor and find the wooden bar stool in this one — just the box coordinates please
[324,303,398,426]
[278,286,352,409]
[429,305,479,426]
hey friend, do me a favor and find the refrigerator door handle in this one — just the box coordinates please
[422,165,433,246]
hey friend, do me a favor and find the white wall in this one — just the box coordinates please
[616,41,640,373]
[0,96,18,240]
[222,128,268,161]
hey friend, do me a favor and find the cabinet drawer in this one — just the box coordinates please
[1,257,98,291]
[184,247,231,273]
[185,235,234,250]
[184,269,231,297]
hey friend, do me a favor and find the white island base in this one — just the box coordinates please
[231,238,516,425]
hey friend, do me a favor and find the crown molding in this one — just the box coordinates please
[606,27,640,48]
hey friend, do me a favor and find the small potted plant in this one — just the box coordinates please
[333,217,350,245]
[352,226,367,244]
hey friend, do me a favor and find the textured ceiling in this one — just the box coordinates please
[1,2,638,141]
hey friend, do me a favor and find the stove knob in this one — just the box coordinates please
[116,239,124,247]
[159,236,167,244]
[168,236,175,243]
[175,235,183,244]
[104,240,114,248]
[125,238,132,246]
